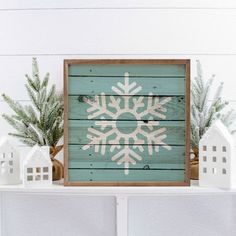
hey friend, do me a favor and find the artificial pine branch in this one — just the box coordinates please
[191,60,236,157]
[2,58,63,149]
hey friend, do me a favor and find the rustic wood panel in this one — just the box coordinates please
[68,144,185,162]
[68,95,185,120]
[68,76,185,96]
[68,144,185,169]
[68,120,185,145]
[64,59,190,186]
[69,162,185,169]
[68,169,185,182]
[68,64,186,77]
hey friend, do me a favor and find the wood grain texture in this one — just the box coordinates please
[68,169,185,182]
[68,144,185,168]
[184,59,190,185]
[64,59,190,186]
[64,181,189,186]
[64,60,69,184]
[68,77,185,96]
[68,63,186,76]
[69,162,185,169]
[68,95,185,120]
[68,120,185,145]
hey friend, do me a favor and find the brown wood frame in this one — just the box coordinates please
[64,59,190,186]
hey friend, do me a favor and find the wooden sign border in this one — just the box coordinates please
[64,59,190,186]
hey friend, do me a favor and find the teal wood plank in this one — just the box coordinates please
[68,64,186,77]
[68,169,185,182]
[69,162,185,169]
[68,95,185,120]
[68,76,185,96]
[68,145,185,168]
[68,120,185,145]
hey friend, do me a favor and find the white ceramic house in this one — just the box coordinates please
[0,137,21,185]
[199,120,236,189]
[23,145,52,187]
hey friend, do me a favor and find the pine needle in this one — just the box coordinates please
[191,60,236,154]
[1,58,64,148]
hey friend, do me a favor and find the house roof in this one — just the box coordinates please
[24,145,51,166]
[0,136,19,154]
[200,120,235,145]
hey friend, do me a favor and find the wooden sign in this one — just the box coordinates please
[64,59,190,186]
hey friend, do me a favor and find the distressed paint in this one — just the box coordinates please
[68,120,185,145]
[68,145,185,163]
[68,145,185,169]
[68,169,185,182]
[69,162,185,169]
[65,60,189,185]
[69,76,185,96]
[69,95,185,120]
[68,64,186,77]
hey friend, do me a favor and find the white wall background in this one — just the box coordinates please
[1,1,236,235]
[1,1,236,140]
[0,0,236,169]
[1,1,236,145]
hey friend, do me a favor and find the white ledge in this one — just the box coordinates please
[0,181,236,195]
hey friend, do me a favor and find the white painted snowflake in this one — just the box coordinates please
[82,72,172,175]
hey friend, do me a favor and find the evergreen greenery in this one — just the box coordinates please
[191,60,236,156]
[1,58,63,149]
[2,59,235,160]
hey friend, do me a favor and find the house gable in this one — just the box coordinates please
[200,120,235,148]
[0,137,19,159]
[24,146,51,167]
[199,120,236,188]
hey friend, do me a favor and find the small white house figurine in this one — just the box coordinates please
[0,137,21,185]
[199,120,236,189]
[23,145,52,187]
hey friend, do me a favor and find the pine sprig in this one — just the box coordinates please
[191,60,236,155]
[1,58,64,148]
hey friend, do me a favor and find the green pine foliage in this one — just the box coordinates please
[191,60,236,154]
[2,58,63,148]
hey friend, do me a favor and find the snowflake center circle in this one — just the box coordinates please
[116,112,138,134]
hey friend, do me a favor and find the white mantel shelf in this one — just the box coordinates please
[0,181,236,236]
[0,181,236,195]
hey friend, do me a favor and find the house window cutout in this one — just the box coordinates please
[222,146,227,152]
[43,167,49,173]
[35,175,41,181]
[27,175,33,181]
[222,168,227,174]
[36,167,41,173]
[9,168,13,174]
[27,168,33,174]
[1,161,5,166]
[212,156,217,162]
[222,157,227,163]
[212,168,217,174]
[203,146,207,151]
[212,146,217,151]
[11,152,14,158]
[43,175,49,180]
[203,167,207,173]
[9,160,13,166]
[2,153,5,158]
